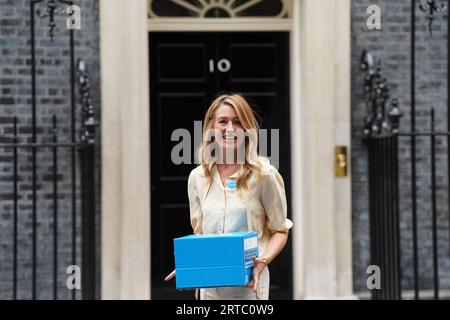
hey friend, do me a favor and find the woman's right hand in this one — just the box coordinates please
[164,269,176,281]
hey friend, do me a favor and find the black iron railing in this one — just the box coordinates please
[367,135,402,300]
[0,0,98,300]
[361,0,449,300]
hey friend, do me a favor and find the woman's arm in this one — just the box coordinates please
[245,231,289,293]
[164,269,176,281]
[260,231,288,264]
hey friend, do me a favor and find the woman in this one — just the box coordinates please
[165,93,293,300]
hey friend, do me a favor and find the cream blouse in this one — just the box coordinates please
[187,159,293,257]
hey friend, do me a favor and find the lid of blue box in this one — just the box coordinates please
[174,231,258,268]
[176,231,257,240]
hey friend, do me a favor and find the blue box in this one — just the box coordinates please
[174,231,258,289]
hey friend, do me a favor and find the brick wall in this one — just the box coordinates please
[351,0,450,296]
[0,0,100,299]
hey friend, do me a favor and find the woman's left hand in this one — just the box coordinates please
[244,256,269,294]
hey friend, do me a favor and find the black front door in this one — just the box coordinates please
[150,32,292,300]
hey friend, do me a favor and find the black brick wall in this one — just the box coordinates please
[352,0,450,297]
[0,0,100,299]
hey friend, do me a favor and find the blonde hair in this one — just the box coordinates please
[197,93,265,190]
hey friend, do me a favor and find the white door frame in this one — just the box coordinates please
[99,0,353,300]
[147,4,299,300]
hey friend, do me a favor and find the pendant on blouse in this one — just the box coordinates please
[226,181,236,190]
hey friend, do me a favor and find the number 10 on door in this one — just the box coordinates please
[209,58,231,73]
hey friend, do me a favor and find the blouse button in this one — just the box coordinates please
[226,180,237,190]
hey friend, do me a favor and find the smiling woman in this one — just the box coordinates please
[165,93,293,300]
[198,94,262,189]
